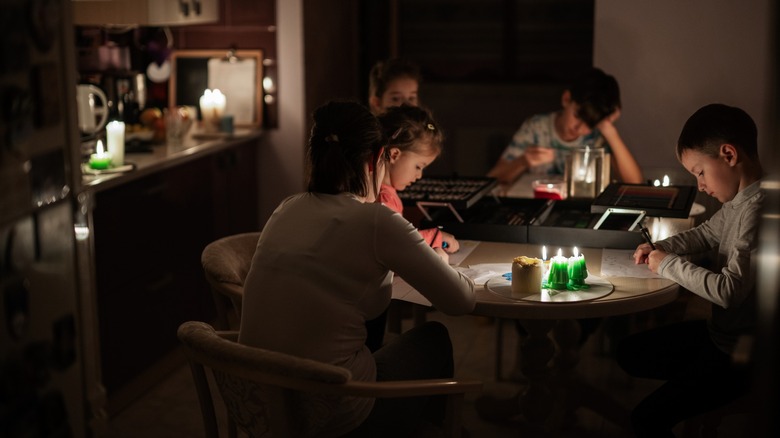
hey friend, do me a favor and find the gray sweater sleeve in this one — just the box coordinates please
[373,208,476,315]
[656,187,762,309]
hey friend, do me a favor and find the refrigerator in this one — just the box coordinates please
[1,0,98,435]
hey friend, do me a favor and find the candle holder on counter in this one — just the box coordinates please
[89,139,112,169]
[106,120,125,166]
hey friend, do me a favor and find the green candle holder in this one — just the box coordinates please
[545,257,569,290]
[89,154,112,170]
[567,256,589,290]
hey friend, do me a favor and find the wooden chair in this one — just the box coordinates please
[201,232,260,330]
[178,321,483,438]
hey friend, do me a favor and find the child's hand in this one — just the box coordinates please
[523,145,555,167]
[633,243,654,265]
[441,232,459,253]
[646,248,668,274]
[434,247,450,264]
[597,108,622,134]
[633,243,668,274]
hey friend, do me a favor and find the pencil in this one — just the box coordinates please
[639,225,656,250]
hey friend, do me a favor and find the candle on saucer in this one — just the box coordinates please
[106,120,125,165]
[89,139,112,169]
[546,248,569,290]
[567,246,588,287]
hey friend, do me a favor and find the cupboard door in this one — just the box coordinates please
[92,156,217,395]
[211,138,259,237]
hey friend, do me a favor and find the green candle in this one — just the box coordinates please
[547,248,569,289]
[567,247,589,288]
[89,140,112,170]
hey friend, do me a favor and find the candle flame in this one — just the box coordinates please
[662,175,670,186]
[96,139,104,154]
[542,245,547,260]
[557,248,563,258]
[573,246,579,257]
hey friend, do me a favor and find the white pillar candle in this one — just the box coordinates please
[199,89,227,132]
[106,121,125,166]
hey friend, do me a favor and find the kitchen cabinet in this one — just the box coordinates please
[89,137,258,409]
[72,0,219,26]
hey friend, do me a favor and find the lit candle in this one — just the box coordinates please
[567,246,589,287]
[546,248,569,290]
[89,139,112,169]
[541,245,550,286]
[662,174,670,187]
[106,120,125,166]
[199,89,227,132]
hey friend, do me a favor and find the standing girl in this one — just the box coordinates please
[368,58,422,115]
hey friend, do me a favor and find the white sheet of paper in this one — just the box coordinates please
[392,276,432,307]
[457,263,512,285]
[392,241,482,307]
[448,240,480,266]
[600,248,661,278]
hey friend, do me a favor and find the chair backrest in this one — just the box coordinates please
[201,232,260,329]
[178,321,482,438]
[179,321,354,437]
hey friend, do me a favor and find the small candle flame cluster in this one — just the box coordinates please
[653,174,671,187]
[199,89,226,133]
[541,246,589,291]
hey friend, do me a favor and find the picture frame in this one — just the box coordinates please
[169,49,264,127]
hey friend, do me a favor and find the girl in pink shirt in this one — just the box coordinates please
[376,105,460,260]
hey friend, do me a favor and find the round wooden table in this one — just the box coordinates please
[467,242,680,320]
[461,241,680,432]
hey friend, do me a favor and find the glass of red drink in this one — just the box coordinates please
[532,178,566,200]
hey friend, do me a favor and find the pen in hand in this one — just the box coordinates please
[639,225,656,250]
[432,226,449,249]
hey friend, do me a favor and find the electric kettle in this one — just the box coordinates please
[76,84,108,135]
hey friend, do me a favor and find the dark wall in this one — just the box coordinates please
[302,0,363,135]
[301,0,595,177]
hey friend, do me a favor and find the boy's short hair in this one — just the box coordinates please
[677,104,758,160]
[569,68,621,128]
[368,58,422,99]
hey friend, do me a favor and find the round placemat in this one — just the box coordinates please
[485,274,614,303]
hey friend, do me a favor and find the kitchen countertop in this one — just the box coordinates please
[80,128,262,193]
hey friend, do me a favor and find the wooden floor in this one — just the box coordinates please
[106,305,754,437]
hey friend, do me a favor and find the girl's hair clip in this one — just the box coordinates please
[391,127,403,140]
[325,134,339,143]
[426,123,435,131]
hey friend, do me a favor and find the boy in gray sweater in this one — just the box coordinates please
[618,103,764,437]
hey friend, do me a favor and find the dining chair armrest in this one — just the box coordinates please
[342,378,483,398]
[217,331,240,342]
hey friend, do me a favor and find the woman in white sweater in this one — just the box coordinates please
[239,101,476,437]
